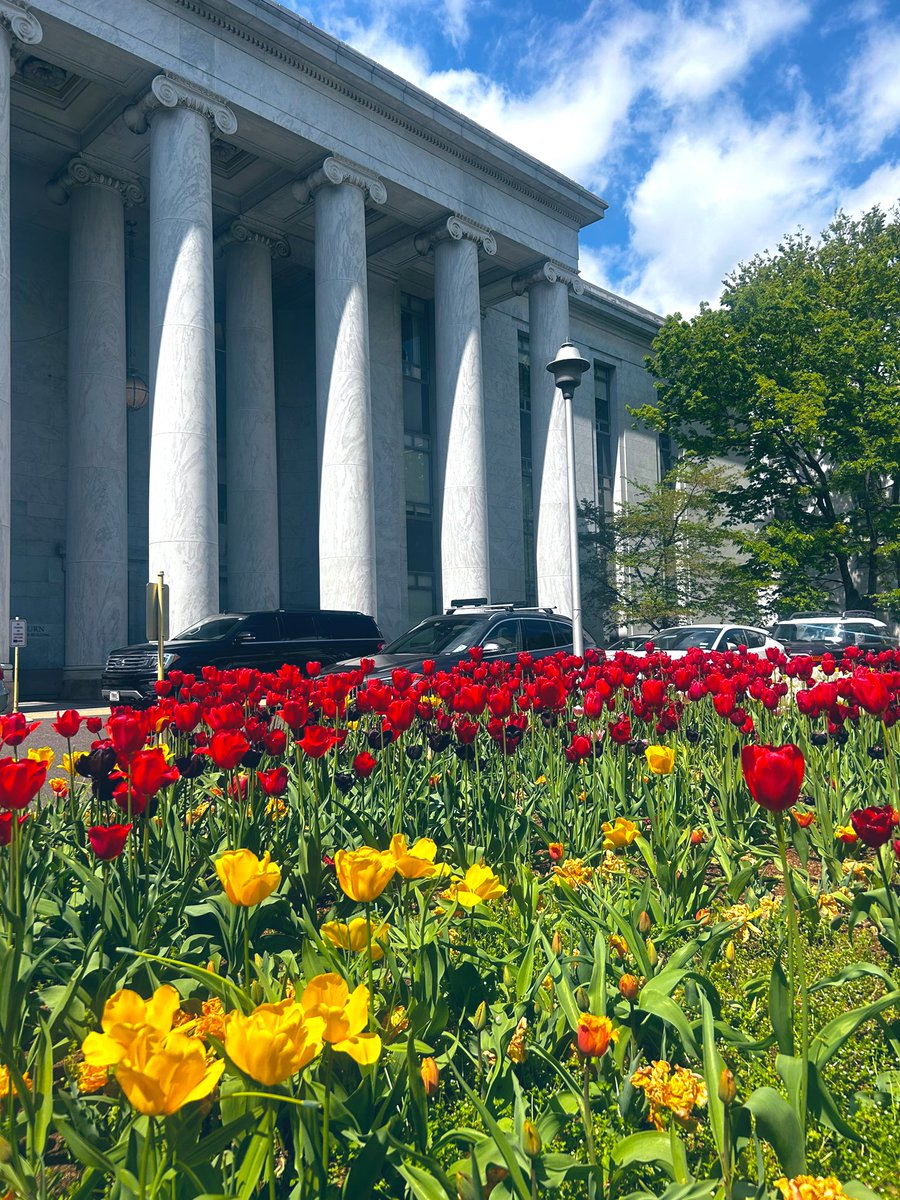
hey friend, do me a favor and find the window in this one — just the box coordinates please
[279,612,317,639]
[316,613,380,639]
[594,361,614,510]
[551,620,575,647]
[402,295,437,618]
[522,617,555,652]
[659,431,675,483]
[484,620,521,654]
[519,330,536,605]
[241,614,281,639]
[741,628,765,648]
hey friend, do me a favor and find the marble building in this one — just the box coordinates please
[1,0,664,696]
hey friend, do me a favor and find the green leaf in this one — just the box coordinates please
[610,1130,689,1182]
[397,1161,454,1200]
[343,1128,389,1198]
[810,989,900,1069]
[744,1086,806,1176]
[768,948,794,1055]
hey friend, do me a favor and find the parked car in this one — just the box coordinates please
[101,610,385,705]
[607,623,783,658]
[771,612,896,657]
[325,600,594,681]
[0,667,8,713]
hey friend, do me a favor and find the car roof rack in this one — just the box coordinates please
[787,611,839,620]
[842,609,881,619]
[444,598,558,615]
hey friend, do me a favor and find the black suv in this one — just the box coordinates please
[325,600,594,681]
[101,610,385,704]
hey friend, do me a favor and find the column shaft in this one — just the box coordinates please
[65,184,127,669]
[314,182,376,616]
[0,28,11,659]
[433,235,490,606]
[528,278,572,615]
[225,238,280,610]
[148,104,218,635]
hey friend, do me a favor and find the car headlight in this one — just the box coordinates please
[162,653,180,669]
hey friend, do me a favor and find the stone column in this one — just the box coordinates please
[47,159,144,680]
[0,2,41,659]
[415,215,495,608]
[291,157,385,618]
[124,76,236,636]
[218,220,288,611]
[513,261,584,617]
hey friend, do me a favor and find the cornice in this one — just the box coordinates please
[512,259,584,296]
[169,0,604,228]
[215,218,290,259]
[414,213,497,257]
[291,155,387,206]
[123,73,237,136]
[46,155,145,206]
[0,0,41,47]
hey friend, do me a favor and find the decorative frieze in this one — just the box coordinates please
[46,156,145,207]
[215,219,289,259]
[512,259,584,296]
[123,73,237,137]
[414,213,497,257]
[0,0,41,46]
[291,155,387,206]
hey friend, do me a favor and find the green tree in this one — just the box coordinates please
[580,459,765,633]
[635,205,900,616]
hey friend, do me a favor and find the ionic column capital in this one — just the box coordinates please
[46,155,145,207]
[215,218,290,259]
[0,0,41,47]
[123,73,237,137]
[291,155,387,206]
[512,259,584,296]
[414,213,497,257]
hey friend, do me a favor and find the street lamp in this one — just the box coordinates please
[546,340,591,659]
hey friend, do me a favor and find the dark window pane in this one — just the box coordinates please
[483,620,521,653]
[404,445,431,511]
[550,620,574,647]
[279,612,317,639]
[406,517,434,573]
[316,612,380,637]
[522,618,554,651]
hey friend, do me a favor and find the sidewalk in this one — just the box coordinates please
[17,701,110,721]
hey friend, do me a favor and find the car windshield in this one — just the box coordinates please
[172,616,243,641]
[384,617,487,656]
[653,626,722,651]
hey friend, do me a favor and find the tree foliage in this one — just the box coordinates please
[580,459,765,633]
[634,205,900,616]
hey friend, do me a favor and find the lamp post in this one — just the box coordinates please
[546,340,591,659]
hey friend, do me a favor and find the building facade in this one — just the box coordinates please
[1,0,663,696]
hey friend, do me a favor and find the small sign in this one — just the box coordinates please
[9,618,27,649]
[146,582,170,642]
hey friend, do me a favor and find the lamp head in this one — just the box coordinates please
[546,341,590,398]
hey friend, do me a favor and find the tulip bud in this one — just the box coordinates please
[0,1134,9,1163]
[646,939,658,967]
[575,985,589,1011]
[718,1067,736,1105]
[638,910,652,935]
[725,940,735,963]
[470,1001,488,1031]
[551,930,563,956]
[502,964,515,990]
[522,1119,541,1159]
[420,1056,440,1099]
[618,973,642,1003]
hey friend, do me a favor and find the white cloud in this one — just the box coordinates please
[838,160,900,215]
[840,23,900,154]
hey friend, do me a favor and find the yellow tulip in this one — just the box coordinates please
[389,833,446,880]
[334,846,396,902]
[645,745,676,774]
[442,863,506,909]
[115,1027,224,1116]
[61,751,87,776]
[215,849,281,907]
[27,746,54,768]
[300,973,382,1065]
[224,999,324,1085]
[321,917,390,961]
[602,817,639,850]
[82,985,181,1067]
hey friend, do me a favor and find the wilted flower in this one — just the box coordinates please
[551,857,594,889]
[776,1177,850,1200]
[507,1017,528,1064]
[631,1060,708,1129]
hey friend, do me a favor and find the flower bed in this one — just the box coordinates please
[0,644,898,1199]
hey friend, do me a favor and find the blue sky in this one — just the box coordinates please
[282,0,900,316]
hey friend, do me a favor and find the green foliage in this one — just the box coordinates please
[636,204,900,616]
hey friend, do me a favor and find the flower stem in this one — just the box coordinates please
[775,811,808,1136]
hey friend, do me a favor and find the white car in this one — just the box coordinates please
[608,624,784,658]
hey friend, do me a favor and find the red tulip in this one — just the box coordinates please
[352,751,377,778]
[172,702,201,733]
[850,805,896,848]
[52,710,82,738]
[740,744,805,812]
[263,728,287,757]
[130,747,180,796]
[86,716,103,734]
[0,757,47,810]
[209,730,250,770]
[0,812,27,845]
[297,725,340,759]
[108,713,147,760]
[257,766,288,796]
[0,713,39,747]
[88,823,132,860]
[850,672,890,716]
